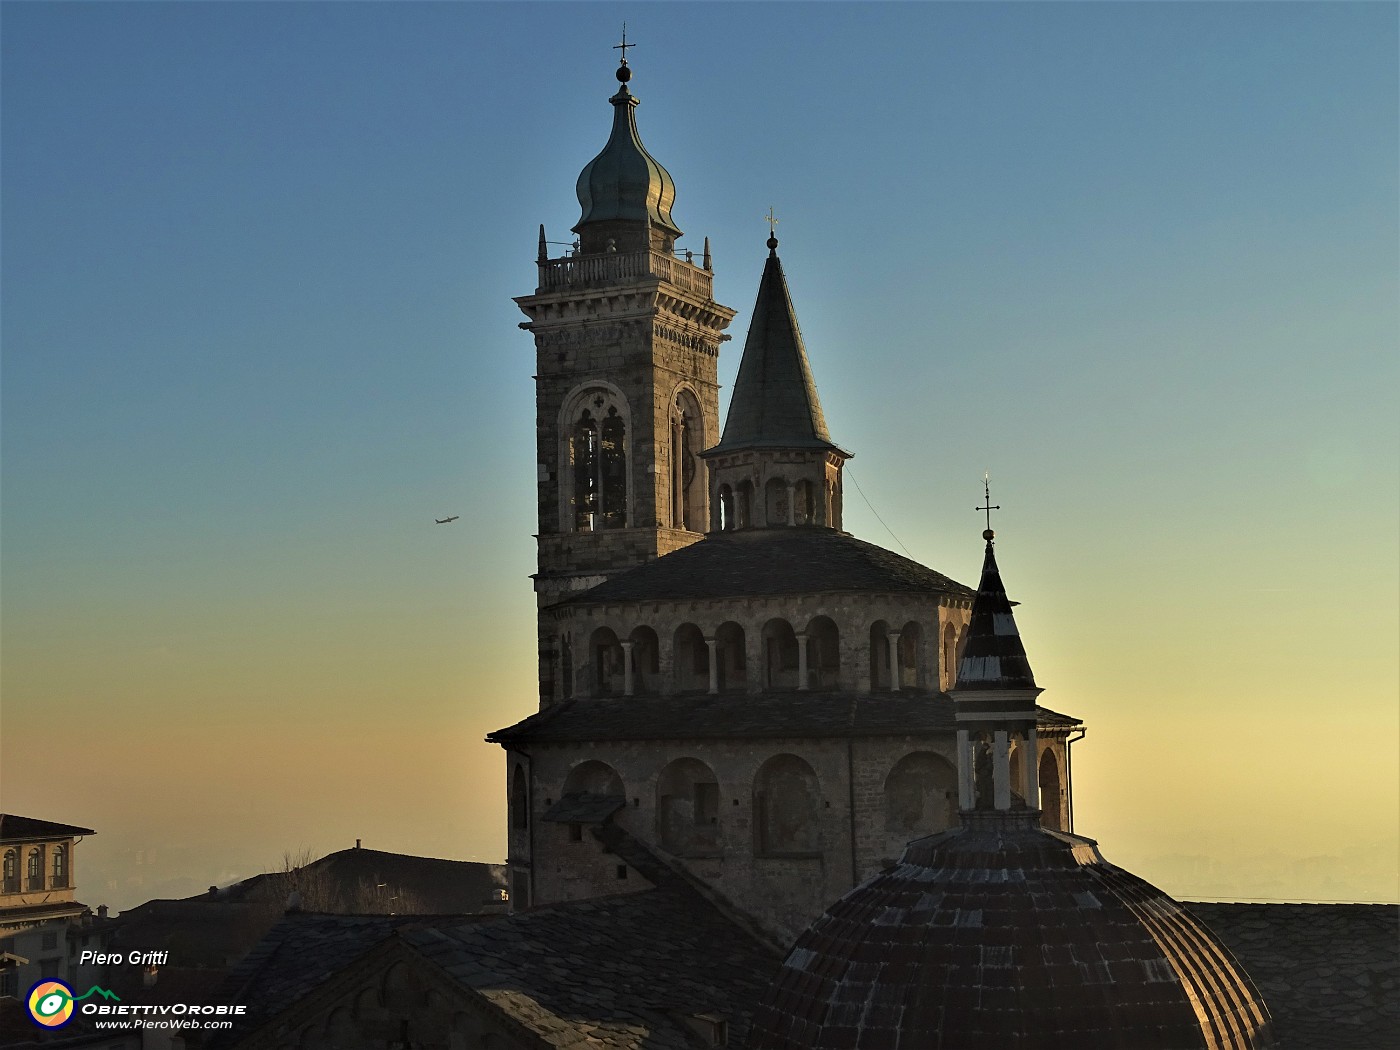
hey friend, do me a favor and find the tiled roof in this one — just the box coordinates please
[709,244,839,454]
[1186,902,1400,1049]
[488,692,1081,745]
[560,528,974,605]
[748,812,1275,1049]
[0,814,96,841]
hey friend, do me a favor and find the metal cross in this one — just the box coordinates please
[613,24,633,63]
[765,207,779,237]
[976,472,1000,532]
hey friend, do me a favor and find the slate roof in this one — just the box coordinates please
[211,847,506,915]
[1186,903,1400,1050]
[561,528,974,606]
[709,243,840,454]
[0,814,96,841]
[402,849,781,1047]
[489,692,1080,745]
[215,828,782,1050]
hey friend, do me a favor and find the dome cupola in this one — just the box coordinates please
[573,56,682,254]
[747,511,1276,1049]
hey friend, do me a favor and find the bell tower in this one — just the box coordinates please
[515,53,736,702]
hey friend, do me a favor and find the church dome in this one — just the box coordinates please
[573,63,682,239]
[747,811,1276,1049]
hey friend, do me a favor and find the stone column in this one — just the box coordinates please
[993,730,1011,811]
[796,632,809,691]
[621,641,634,697]
[956,729,973,810]
[886,630,901,693]
[705,636,719,695]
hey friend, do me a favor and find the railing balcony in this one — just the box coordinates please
[50,874,69,889]
[537,248,714,299]
[26,875,44,892]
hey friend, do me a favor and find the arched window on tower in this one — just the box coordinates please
[1039,750,1063,831]
[717,484,734,531]
[51,845,68,888]
[2,849,17,892]
[26,848,43,891]
[736,481,754,528]
[794,479,815,525]
[511,766,529,831]
[670,390,703,531]
[942,623,958,689]
[565,389,629,532]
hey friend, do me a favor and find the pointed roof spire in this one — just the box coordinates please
[711,232,843,453]
[955,509,1038,691]
[573,42,681,238]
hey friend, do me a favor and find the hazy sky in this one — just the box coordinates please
[2,1,1396,911]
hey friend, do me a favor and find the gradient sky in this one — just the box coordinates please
[2,1,1396,912]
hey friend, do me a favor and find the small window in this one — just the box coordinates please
[568,823,583,842]
[41,931,58,951]
[51,845,68,888]
[616,864,627,880]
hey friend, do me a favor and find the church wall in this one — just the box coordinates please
[518,730,1053,944]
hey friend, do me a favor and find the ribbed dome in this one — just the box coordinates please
[748,812,1275,1050]
[574,81,681,238]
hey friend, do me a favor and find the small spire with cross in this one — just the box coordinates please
[614,23,633,65]
[765,206,779,252]
[976,472,1000,541]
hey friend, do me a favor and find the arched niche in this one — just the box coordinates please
[754,754,822,856]
[715,621,747,692]
[589,626,624,697]
[563,760,624,800]
[761,618,799,690]
[764,476,789,526]
[673,623,708,692]
[869,620,893,691]
[884,751,958,838]
[628,625,660,695]
[806,615,840,690]
[898,621,922,689]
[657,757,722,855]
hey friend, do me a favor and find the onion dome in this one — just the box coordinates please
[710,236,844,454]
[573,61,682,239]
[747,812,1277,1049]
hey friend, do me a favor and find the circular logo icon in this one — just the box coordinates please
[27,979,76,1028]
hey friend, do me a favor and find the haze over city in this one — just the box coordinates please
[2,1,1396,913]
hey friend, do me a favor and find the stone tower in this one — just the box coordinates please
[513,57,737,707]
[493,58,1083,939]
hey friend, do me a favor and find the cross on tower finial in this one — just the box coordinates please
[613,23,633,64]
[765,207,779,237]
[976,472,1000,539]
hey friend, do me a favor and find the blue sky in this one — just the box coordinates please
[3,1,1396,908]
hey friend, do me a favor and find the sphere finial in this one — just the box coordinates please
[983,528,995,542]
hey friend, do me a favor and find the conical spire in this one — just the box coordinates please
[711,236,839,453]
[573,60,681,239]
[956,529,1038,690]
